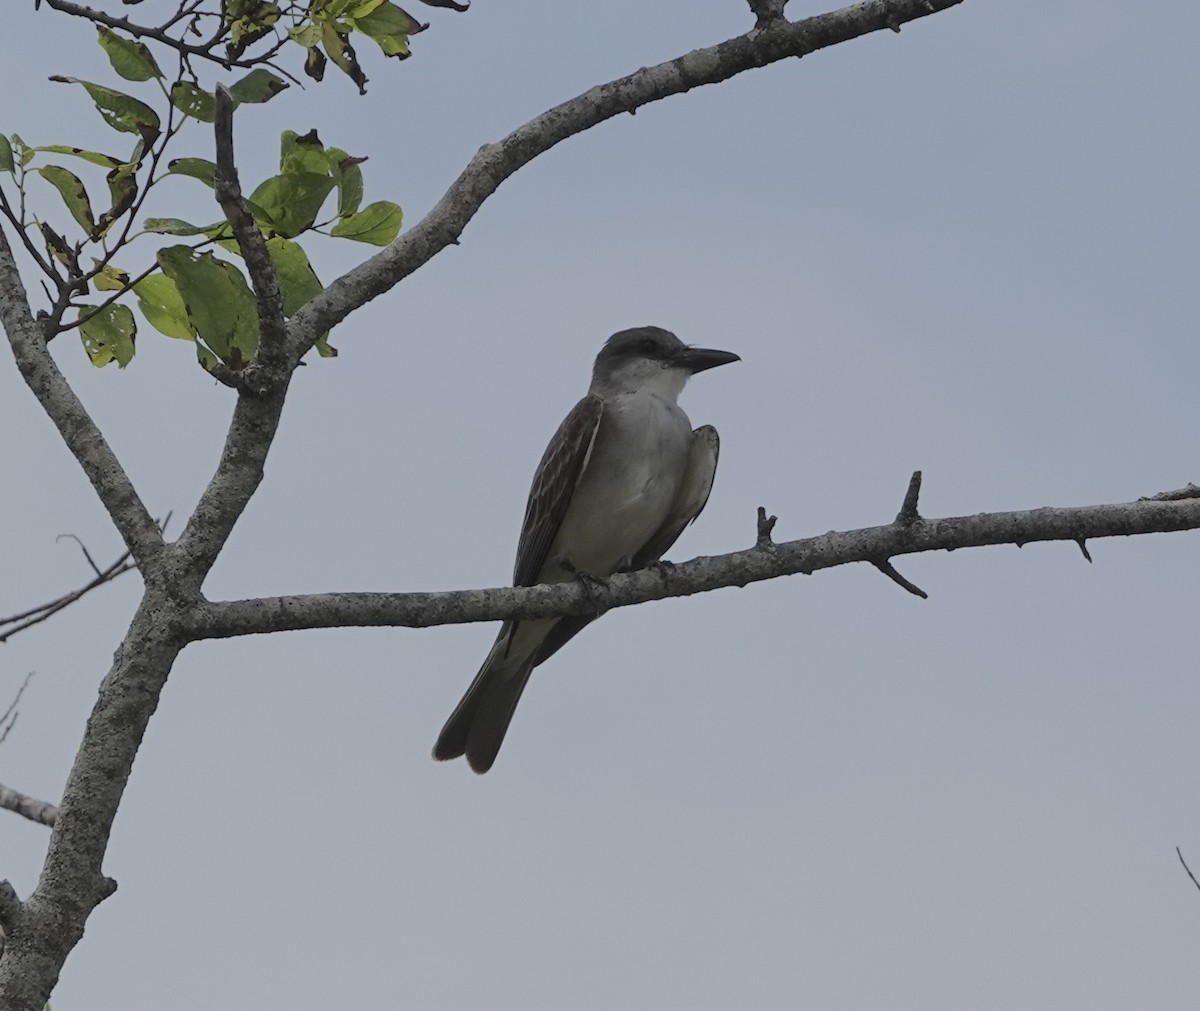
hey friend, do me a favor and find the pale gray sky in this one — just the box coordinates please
[3,2,1199,1009]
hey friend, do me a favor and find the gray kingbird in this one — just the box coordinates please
[433,326,740,773]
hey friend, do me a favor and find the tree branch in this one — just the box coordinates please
[212,84,288,389]
[0,880,20,958]
[0,784,58,829]
[40,0,255,71]
[0,228,164,571]
[286,0,967,355]
[0,594,180,1011]
[189,485,1200,640]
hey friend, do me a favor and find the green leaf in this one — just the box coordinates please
[10,135,35,168]
[279,129,335,175]
[35,145,122,169]
[248,171,336,237]
[79,303,137,368]
[330,200,402,245]
[167,157,217,187]
[329,147,365,217]
[96,27,163,82]
[142,217,228,237]
[289,23,321,47]
[350,0,422,57]
[134,274,193,341]
[228,68,289,105]
[170,82,216,123]
[49,77,161,143]
[90,259,131,291]
[37,165,96,235]
[0,135,12,173]
[156,246,259,366]
[264,237,323,316]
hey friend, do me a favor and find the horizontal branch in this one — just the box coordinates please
[191,487,1200,640]
[286,0,966,354]
[0,783,58,829]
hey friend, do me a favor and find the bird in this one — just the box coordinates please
[433,326,740,773]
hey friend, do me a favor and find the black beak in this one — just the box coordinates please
[678,346,741,374]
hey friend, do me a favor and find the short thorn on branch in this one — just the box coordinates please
[871,558,928,599]
[756,506,778,548]
[1076,538,1093,563]
[746,0,788,30]
[897,470,923,524]
[1141,482,1200,502]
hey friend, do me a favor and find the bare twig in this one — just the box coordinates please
[0,515,169,643]
[756,506,777,548]
[0,782,58,828]
[0,673,35,745]
[872,559,928,599]
[1178,847,1200,895]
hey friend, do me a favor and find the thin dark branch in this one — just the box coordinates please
[188,483,1200,640]
[0,514,168,643]
[0,673,35,746]
[41,0,263,71]
[212,84,287,386]
[872,559,928,599]
[56,533,103,578]
[1178,848,1200,895]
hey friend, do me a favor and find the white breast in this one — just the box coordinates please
[542,390,693,580]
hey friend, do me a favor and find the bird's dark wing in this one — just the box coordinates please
[630,425,720,567]
[511,394,605,587]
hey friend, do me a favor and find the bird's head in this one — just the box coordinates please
[592,326,740,397]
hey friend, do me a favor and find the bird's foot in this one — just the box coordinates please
[563,561,610,613]
[644,559,676,585]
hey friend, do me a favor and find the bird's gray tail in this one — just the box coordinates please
[432,625,535,774]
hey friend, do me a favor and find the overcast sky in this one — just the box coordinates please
[3,1,1199,1008]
